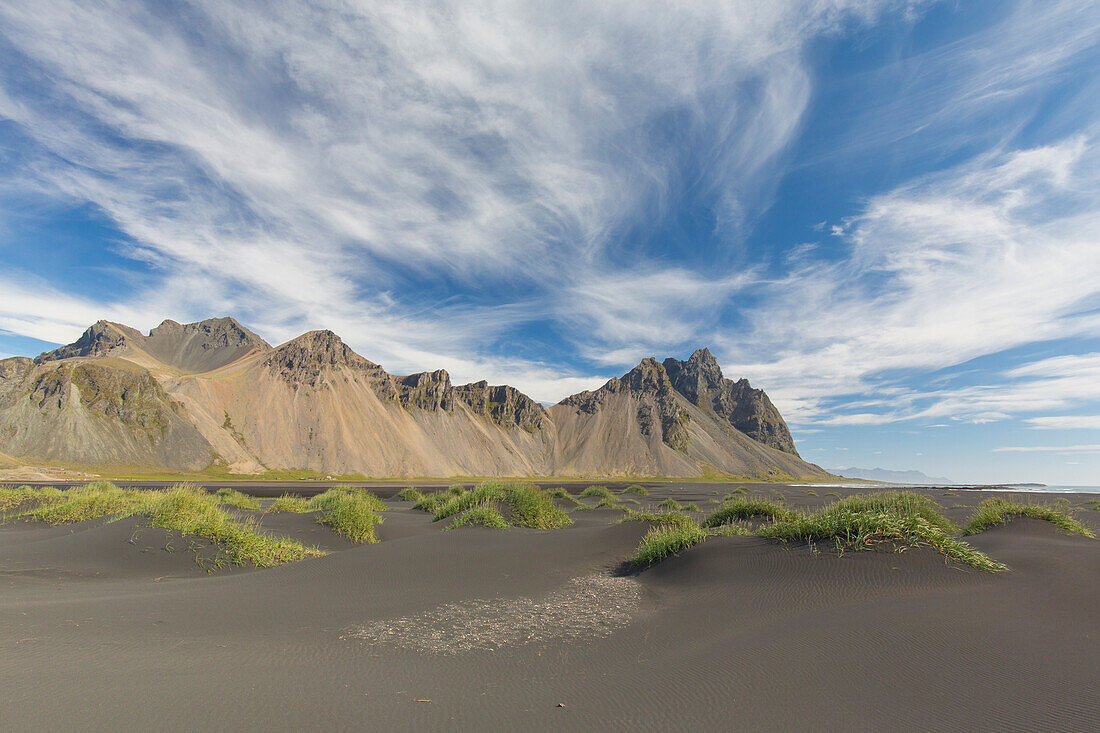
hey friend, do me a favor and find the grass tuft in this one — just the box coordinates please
[214,488,260,510]
[631,522,708,566]
[147,485,323,567]
[0,485,62,513]
[445,502,508,531]
[579,485,615,500]
[269,493,312,513]
[24,482,148,524]
[703,498,797,527]
[619,510,696,529]
[622,485,649,496]
[758,492,1001,571]
[964,498,1094,538]
[432,482,572,529]
[658,498,684,511]
[412,490,453,514]
[266,487,386,542]
[311,490,385,542]
[395,487,425,503]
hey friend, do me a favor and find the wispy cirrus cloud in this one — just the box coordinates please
[1026,416,1100,430]
[0,0,923,394]
[993,444,1100,453]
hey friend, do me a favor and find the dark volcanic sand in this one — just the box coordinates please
[1,484,1097,731]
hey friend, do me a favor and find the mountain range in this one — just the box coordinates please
[830,467,955,485]
[0,318,829,479]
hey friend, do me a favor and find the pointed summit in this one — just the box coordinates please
[663,347,723,405]
[663,348,799,456]
[142,317,270,373]
[34,320,143,363]
[263,330,385,388]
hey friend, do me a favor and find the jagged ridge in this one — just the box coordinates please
[0,318,825,478]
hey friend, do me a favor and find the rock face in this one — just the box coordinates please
[0,359,212,470]
[0,318,827,479]
[454,381,547,432]
[561,358,689,451]
[664,348,799,456]
[35,321,142,363]
[142,317,270,373]
[262,330,384,389]
[549,352,815,478]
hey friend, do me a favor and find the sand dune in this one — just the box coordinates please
[1,484,1096,731]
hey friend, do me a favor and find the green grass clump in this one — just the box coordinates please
[432,482,572,529]
[0,485,61,513]
[432,483,508,520]
[805,490,819,497]
[658,498,684,511]
[828,492,958,534]
[311,490,384,542]
[506,483,574,528]
[146,486,322,567]
[323,486,388,511]
[412,490,453,513]
[214,488,261,510]
[619,510,696,529]
[24,482,149,524]
[548,488,584,506]
[579,485,615,500]
[704,498,797,527]
[825,491,841,498]
[264,488,386,542]
[269,494,312,513]
[631,522,708,566]
[445,503,508,531]
[448,484,466,495]
[758,495,1002,571]
[396,487,425,503]
[682,503,701,512]
[731,486,749,495]
[964,498,1094,538]
[622,485,649,496]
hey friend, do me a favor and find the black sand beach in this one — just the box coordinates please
[2,483,1097,731]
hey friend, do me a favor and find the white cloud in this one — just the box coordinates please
[0,0,922,392]
[992,444,1100,453]
[723,134,1100,423]
[1026,415,1100,430]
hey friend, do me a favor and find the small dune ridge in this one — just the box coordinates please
[628,491,1094,571]
[343,573,641,654]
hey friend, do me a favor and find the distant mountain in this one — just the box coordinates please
[831,466,955,484]
[0,318,831,479]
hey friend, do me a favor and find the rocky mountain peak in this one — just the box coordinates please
[34,320,142,364]
[395,370,453,411]
[148,317,268,350]
[663,347,724,405]
[454,380,547,431]
[263,330,385,388]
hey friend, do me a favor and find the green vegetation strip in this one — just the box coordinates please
[622,485,648,496]
[964,497,1094,538]
[267,486,386,543]
[147,487,323,567]
[627,491,1062,572]
[416,482,572,530]
[4,483,324,568]
[214,488,261,510]
[395,487,425,503]
[444,502,508,531]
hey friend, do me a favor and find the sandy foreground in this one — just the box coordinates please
[1,483,1097,731]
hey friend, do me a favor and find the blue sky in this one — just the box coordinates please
[1,1,1099,484]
